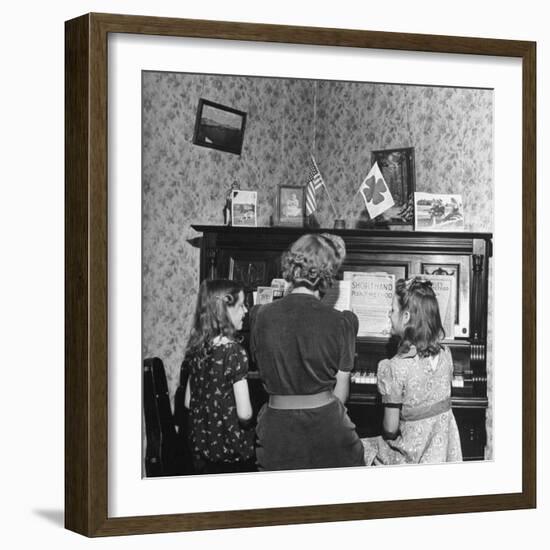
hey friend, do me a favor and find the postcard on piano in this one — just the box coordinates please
[270,278,287,298]
[255,286,274,305]
[413,192,465,231]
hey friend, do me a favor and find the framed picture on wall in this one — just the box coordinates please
[276,185,306,226]
[65,12,536,537]
[192,98,247,155]
[369,147,415,226]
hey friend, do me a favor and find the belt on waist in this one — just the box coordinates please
[401,397,452,422]
[268,390,334,410]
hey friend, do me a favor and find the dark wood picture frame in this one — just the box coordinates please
[192,98,247,155]
[276,184,306,226]
[370,147,415,225]
[65,12,536,537]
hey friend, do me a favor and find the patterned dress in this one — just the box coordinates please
[362,345,463,465]
[181,340,255,465]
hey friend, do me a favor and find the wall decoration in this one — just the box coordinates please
[231,189,257,227]
[276,185,306,226]
[192,98,247,155]
[357,161,395,220]
[223,182,240,225]
[414,192,465,231]
[370,147,416,226]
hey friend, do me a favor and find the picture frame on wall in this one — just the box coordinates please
[276,184,306,226]
[65,12,536,537]
[192,98,247,155]
[370,147,415,226]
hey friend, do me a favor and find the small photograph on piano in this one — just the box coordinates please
[414,192,465,231]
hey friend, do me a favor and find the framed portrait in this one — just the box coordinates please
[277,185,306,226]
[192,98,247,155]
[370,147,415,226]
[65,13,536,537]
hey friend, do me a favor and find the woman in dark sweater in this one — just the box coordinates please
[249,233,365,471]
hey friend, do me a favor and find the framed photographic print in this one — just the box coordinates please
[231,189,257,227]
[192,98,247,155]
[370,147,415,226]
[414,192,465,231]
[277,185,305,226]
[65,13,536,537]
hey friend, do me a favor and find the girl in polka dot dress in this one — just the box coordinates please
[181,279,256,474]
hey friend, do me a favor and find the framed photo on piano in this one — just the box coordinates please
[65,13,536,537]
[276,184,306,226]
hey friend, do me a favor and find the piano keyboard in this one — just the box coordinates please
[351,372,378,385]
[352,371,468,388]
[452,375,465,388]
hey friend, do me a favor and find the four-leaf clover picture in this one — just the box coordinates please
[363,174,389,205]
[359,161,395,219]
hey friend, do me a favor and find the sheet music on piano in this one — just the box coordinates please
[344,271,395,337]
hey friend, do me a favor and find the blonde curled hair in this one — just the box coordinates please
[281,233,346,294]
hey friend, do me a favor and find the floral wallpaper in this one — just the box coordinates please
[311,81,493,229]
[142,71,494,457]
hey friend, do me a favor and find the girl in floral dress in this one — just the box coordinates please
[363,277,462,465]
[180,279,256,474]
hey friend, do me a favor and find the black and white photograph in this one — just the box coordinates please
[142,69,494,477]
[230,189,257,227]
[370,147,416,226]
[3,0,542,546]
[192,98,247,154]
[414,192,465,231]
[277,184,306,226]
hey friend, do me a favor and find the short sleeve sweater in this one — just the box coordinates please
[249,293,359,395]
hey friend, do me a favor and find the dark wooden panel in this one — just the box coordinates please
[65,14,90,536]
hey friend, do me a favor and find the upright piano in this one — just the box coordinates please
[192,225,492,460]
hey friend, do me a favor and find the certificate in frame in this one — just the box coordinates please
[65,13,536,537]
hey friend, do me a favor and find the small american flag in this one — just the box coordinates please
[305,155,325,215]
